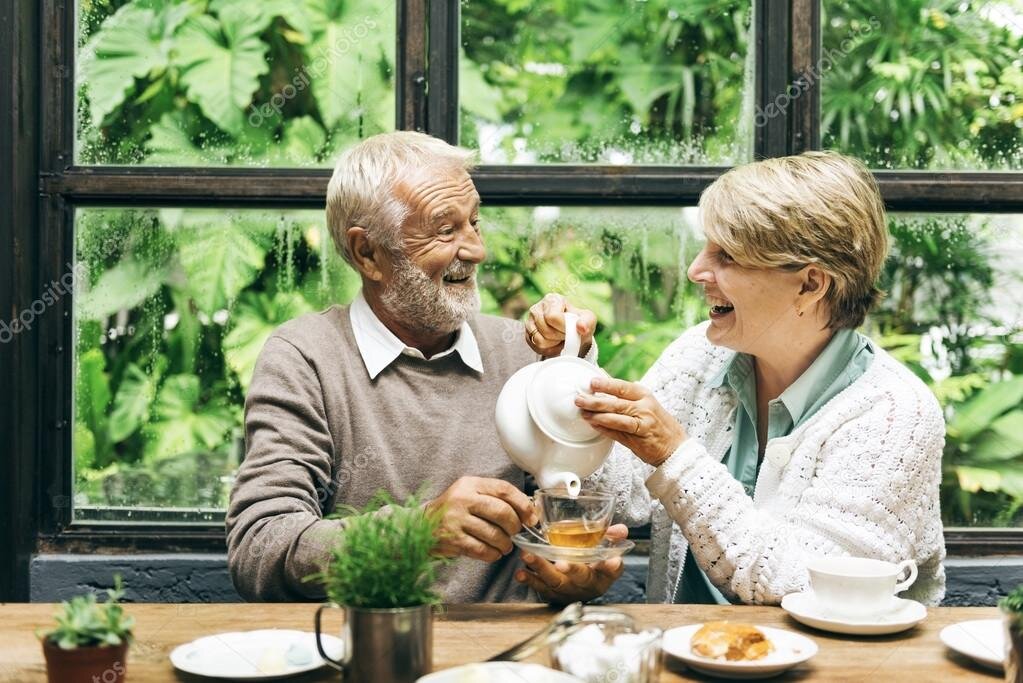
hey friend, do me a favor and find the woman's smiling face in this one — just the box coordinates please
[686,240,808,355]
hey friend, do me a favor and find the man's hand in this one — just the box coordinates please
[524,293,597,358]
[514,524,628,605]
[425,477,538,563]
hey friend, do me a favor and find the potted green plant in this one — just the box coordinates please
[308,491,446,683]
[1002,585,1023,682]
[38,576,134,683]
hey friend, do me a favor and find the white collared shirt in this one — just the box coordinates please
[349,291,485,380]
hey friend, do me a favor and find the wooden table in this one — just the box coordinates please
[1,602,1001,681]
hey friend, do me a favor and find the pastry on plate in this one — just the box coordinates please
[690,621,774,661]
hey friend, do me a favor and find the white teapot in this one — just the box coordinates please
[495,312,614,496]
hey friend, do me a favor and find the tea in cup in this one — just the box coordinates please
[533,488,615,548]
[806,556,918,619]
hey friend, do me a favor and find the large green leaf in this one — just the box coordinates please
[223,291,313,391]
[966,410,1023,463]
[174,7,270,135]
[78,258,167,321]
[956,463,1023,500]
[305,0,394,130]
[76,348,112,466]
[949,376,1023,441]
[108,363,159,443]
[177,228,266,314]
[271,116,326,164]
[78,3,192,125]
[144,375,236,462]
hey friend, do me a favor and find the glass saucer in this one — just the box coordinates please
[511,532,634,564]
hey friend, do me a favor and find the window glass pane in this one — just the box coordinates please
[460,0,754,164]
[72,206,697,520]
[76,1,395,166]
[878,213,1023,527]
[822,1,1023,169]
[74,208,360,521]
[73,206,1021,529]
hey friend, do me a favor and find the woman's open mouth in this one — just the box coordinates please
[708,296,734,319]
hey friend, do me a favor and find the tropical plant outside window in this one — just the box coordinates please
[822,0,1023,169]
[76,0,395,165]
[460,0,754,164]
[72,0,1023,530]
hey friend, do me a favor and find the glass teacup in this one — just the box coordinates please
[533,488,615,548]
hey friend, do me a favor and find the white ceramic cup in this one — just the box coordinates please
[806,556,918,619]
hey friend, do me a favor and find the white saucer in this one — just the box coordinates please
[781,592,927,635]
[169,629,345,680]
[939,619,1004,671]
[662,623,817,680]
[511,531,634,564]
[418,662,583,682]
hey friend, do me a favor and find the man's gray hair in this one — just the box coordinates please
[326,131,476,265]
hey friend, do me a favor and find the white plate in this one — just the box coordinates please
[663,623,817,680]
[511,531,635,564]
[781,592,927,635]
[939,619,1004,671]
[169,629,345,680]
[418,662,583,682]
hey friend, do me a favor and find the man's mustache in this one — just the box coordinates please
[444,262,476,279]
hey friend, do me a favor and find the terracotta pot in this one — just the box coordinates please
[42,638,128,683]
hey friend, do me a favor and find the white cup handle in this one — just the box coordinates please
[561,311,580,358]
[893,559,918,594]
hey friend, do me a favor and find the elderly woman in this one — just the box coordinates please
[523,151,945,605]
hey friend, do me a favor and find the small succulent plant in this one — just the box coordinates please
[40,575,135,650]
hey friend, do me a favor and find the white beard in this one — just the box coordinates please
[380,256,481,334]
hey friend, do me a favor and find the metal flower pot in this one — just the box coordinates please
[315,602,433,683]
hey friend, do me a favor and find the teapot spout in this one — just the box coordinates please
[537,470,582,497]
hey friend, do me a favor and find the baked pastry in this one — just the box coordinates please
[690,621,774,661]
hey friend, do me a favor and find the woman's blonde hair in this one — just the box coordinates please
[698,150,889,330]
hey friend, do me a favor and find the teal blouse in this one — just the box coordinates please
[674,328,875,604]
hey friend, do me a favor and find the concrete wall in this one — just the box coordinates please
[30,553,1022,606]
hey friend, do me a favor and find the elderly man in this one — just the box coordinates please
[226,131,624,604]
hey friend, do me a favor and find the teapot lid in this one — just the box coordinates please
[526,357,607,446]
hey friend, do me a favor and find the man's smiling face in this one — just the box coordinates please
[378,166,486,334]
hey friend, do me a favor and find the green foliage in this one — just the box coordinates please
[40,576,135,650]
[823,0,1023,169]
[1001,584,1023,615]
[461,0,751,163]
[72,0,1023,529]
[305,492,446,609]
[77,0,395,165]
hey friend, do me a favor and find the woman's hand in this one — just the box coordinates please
[514,524,628,605]
[576,376,687,467]
[524,293,596,358]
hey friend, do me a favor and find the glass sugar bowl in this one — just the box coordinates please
[548,608,662,683]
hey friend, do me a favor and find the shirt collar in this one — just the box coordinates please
[349,291,484,380]
[778,328,868,426]
[706,329,870,424]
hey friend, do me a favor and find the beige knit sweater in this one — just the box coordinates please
[226,305,536,603]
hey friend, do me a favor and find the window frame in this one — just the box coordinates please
[3,0,1023,600]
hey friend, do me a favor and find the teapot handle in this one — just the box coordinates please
[561,312,581,358]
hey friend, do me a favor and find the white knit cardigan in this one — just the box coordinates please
[588,321,946,606]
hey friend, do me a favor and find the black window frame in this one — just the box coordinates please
[3,0,1023,600]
